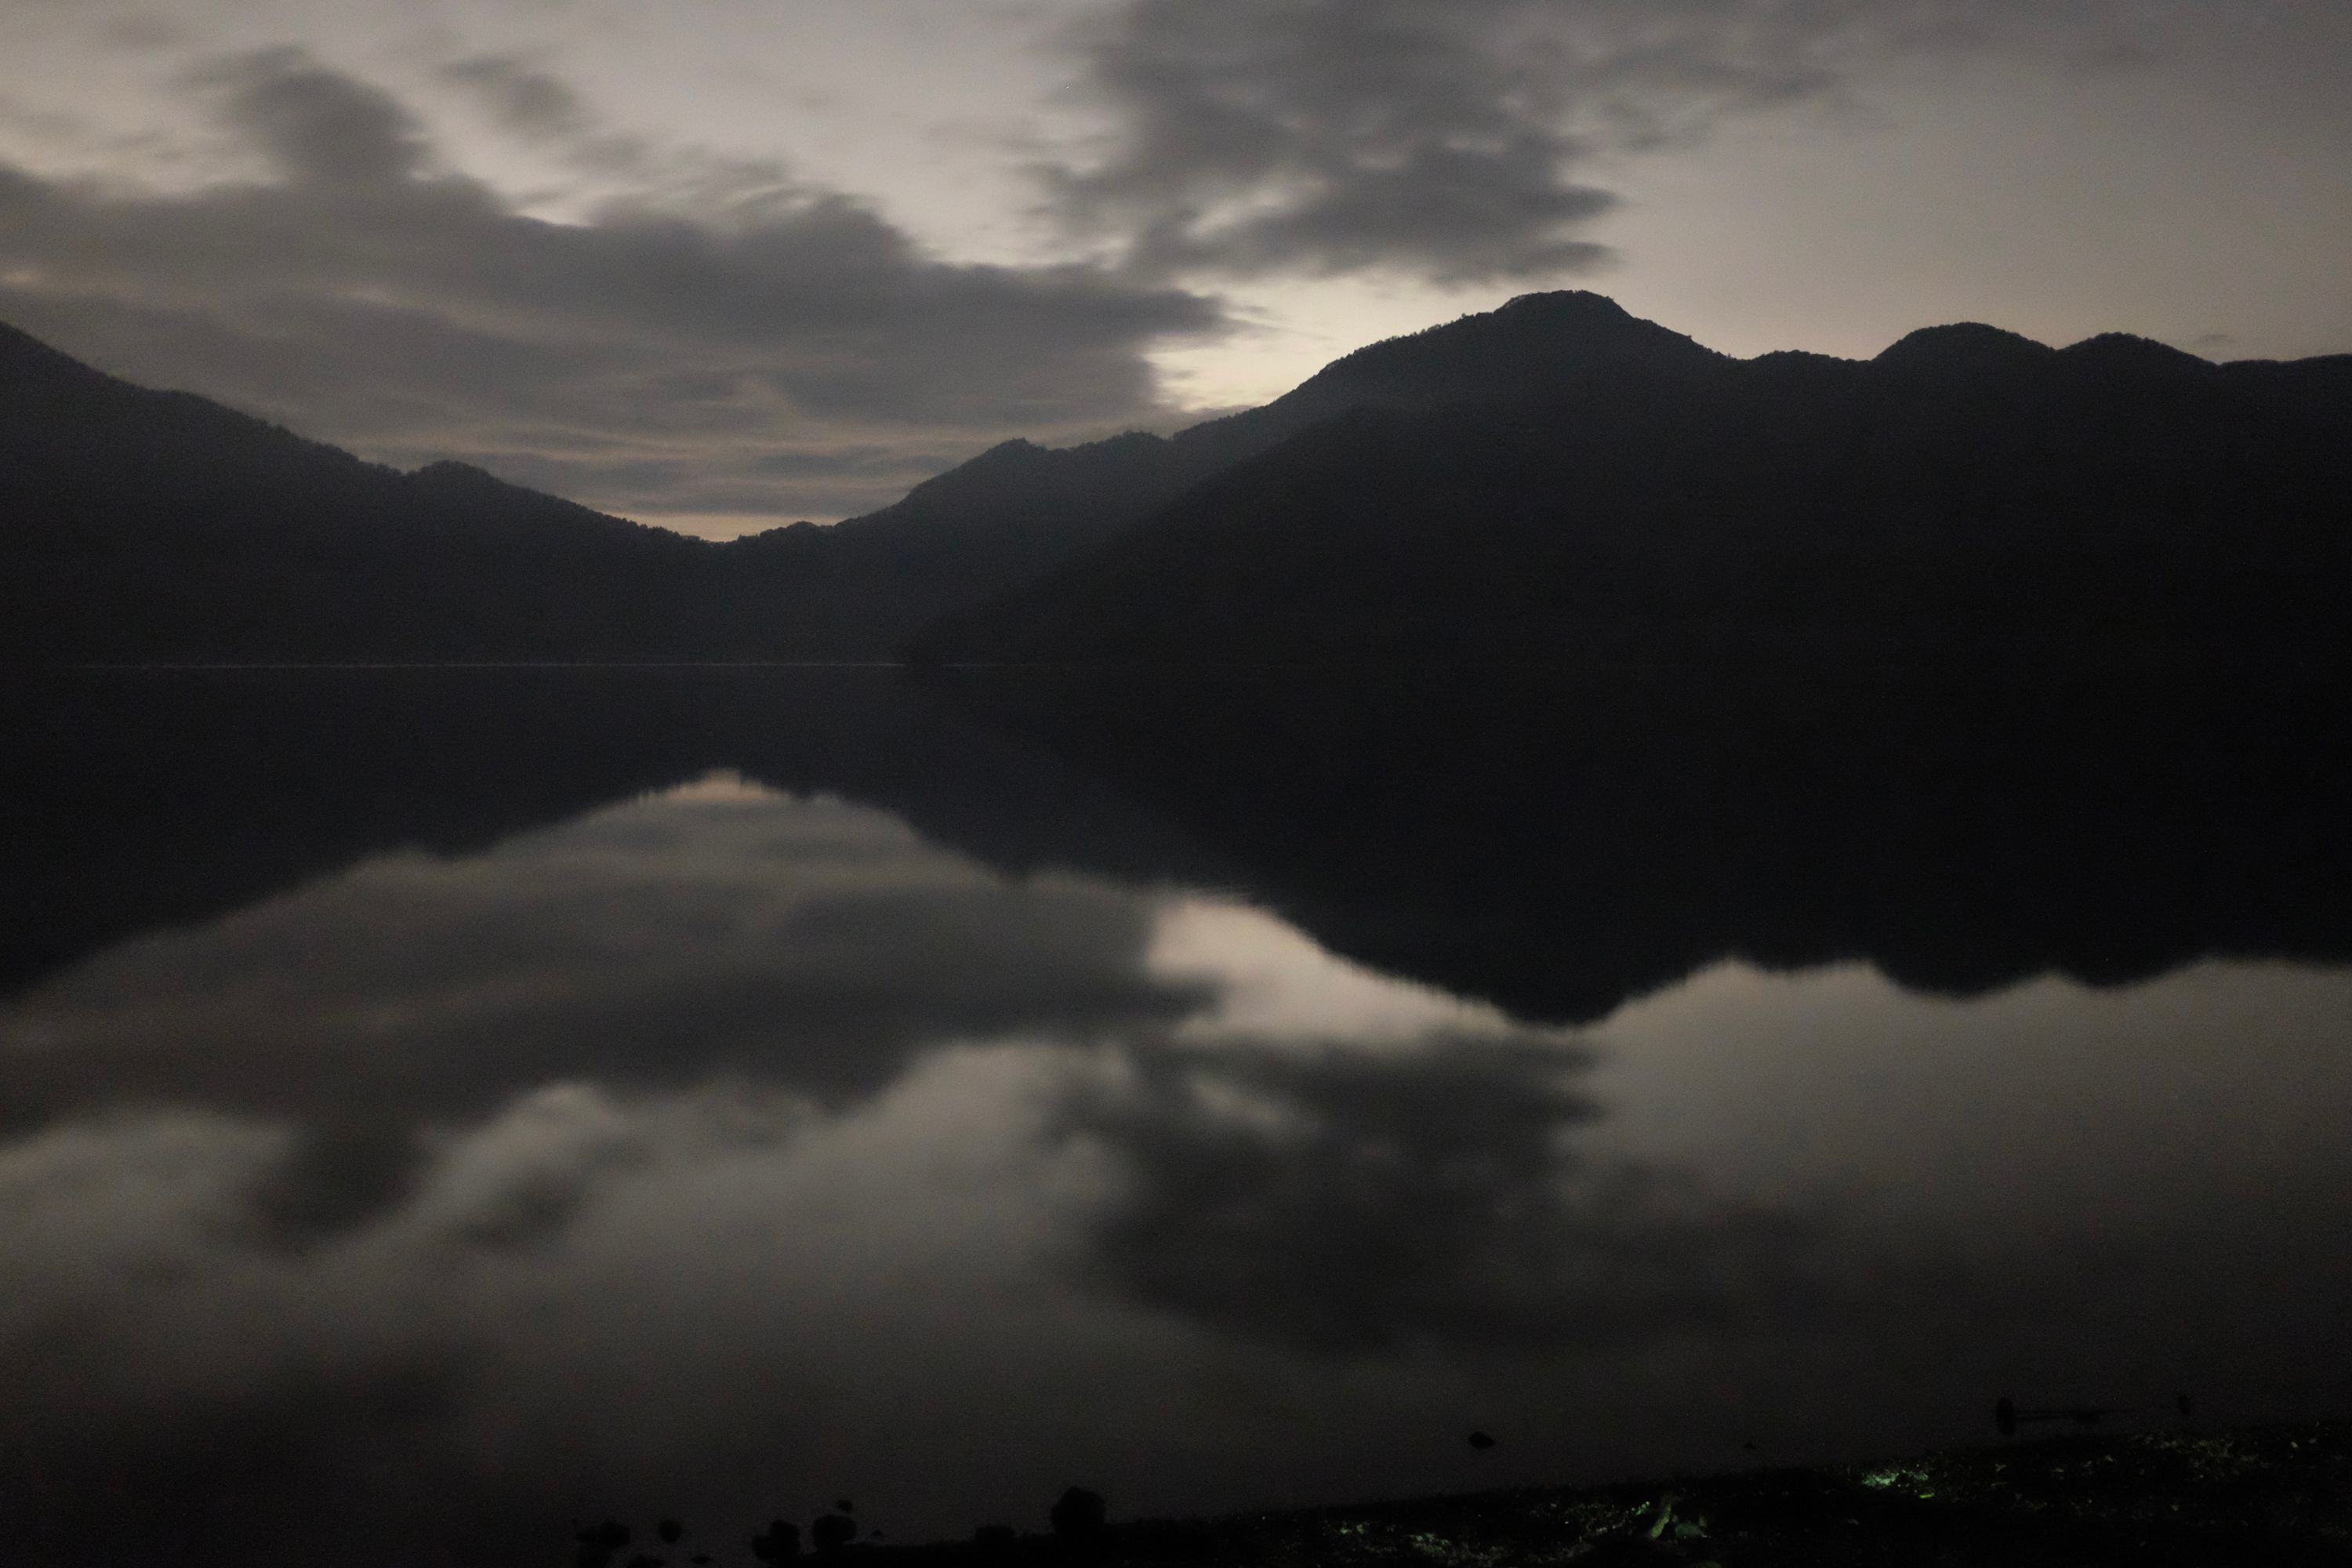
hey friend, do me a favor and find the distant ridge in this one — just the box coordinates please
[1308,289,1726,392]
[913,293,2352,671]
[0,312,1492,662]
[714,294,1728,648]
[6,296,2349,666]
[1871,321,2057,372]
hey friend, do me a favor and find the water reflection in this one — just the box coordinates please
[929,666,2352,1020]
[1067,913,1814,1355]
[0,670,2349,1565]
[3,786,1191,1172]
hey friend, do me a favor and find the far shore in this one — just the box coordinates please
[622,1418,2346,1568]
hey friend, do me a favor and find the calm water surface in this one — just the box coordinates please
[2,668,2347,1565]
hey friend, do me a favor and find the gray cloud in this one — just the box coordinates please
[0,818,1207,1158]
[8,769,2349,1561]
[440,52,593,143]
[438,50,790,205]
[194,45,429,186]
[1057,1033,1818,1355]
[0,48,1224,524]
[0,775,1222,1250]
[1048,0,2134,284]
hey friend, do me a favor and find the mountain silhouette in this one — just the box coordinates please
[0,666,1237,1004]
[0,320,1243,662]
[0,321,728,662]
[8,659,2351,1040]
[924,663,2352,1023]
[1,307,1537,663]
[912,295,2352,670]
[10,295,2350,667]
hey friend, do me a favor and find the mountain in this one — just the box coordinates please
[712,430,1235,655]
[0,665,1234,1007]
[7,303,1580,662]
[10,660,2351,1046]
[912,296,2352,671]
[0,321,729,662]
[926,662,2352,1023]
[0,323,1272,662]
[704,296,1715,651]
[13,293,2350,667]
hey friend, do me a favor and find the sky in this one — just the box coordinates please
[0,0,2346,535]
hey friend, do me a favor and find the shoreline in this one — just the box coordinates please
[812,1419,2347,1566]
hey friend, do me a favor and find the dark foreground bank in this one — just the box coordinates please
[583,1421,2348,1568]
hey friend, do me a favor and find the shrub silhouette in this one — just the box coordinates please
[1050,1487,1107,1540]
[577,1520,633,1568]
[750,1519,801,1563]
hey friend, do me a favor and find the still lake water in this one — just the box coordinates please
[2,666,2348,1564]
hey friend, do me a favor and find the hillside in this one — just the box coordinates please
[703,299,1701,652]
[0,304,1530,663]
[0,323,1274,662]
[0,321,729,661]
[912,298,2352,671]
[12,294,2350,668]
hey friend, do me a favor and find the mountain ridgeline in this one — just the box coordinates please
[9,662,2350,1036]
[4,293,2348,667]
[0,304,1528,663]
[914,295,2352,670]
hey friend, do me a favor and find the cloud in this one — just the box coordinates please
[8,772,2344,1560]
[438,50,789,204]
[440,53,593,143]
[1054,1032,1818,1354]
[1047,0,2136,284]
[194,45,430,186]
[0,48,1225,524]
[0,787,1210,1240]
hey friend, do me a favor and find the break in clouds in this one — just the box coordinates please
[0,0,2143,524]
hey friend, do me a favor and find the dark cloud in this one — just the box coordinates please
[439,50,779,201]
[0,783,1221,1244]
[1056,1033,1817,1355]
[0,49,1223,523]
[195,46,430,187]
[241,1120,434,1252]
[1049,0,2134,284]
[0,849,1205,1152]
[440,53,593,142]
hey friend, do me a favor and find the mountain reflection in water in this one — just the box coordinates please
[0,666,2347,1566]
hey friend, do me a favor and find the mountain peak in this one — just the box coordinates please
[1494,289,1639,321]
[2060,332,2215,375]
[1874,322,2055,372]
[1287,290,1723,415]
[409,459,503,486]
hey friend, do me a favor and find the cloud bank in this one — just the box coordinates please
[1047,0,2133,283]
[0,47,1221,526]
[0,2,2152,521]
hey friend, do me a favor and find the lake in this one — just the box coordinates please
[2,666,2347,1565]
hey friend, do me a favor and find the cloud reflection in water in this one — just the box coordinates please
[2,773,2350,1563]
